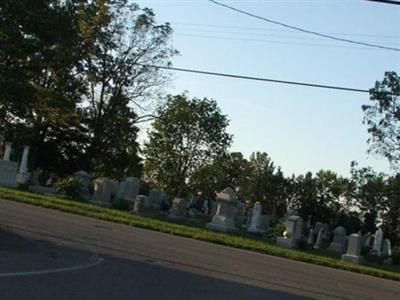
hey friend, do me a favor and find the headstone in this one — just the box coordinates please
[382,239,392,257]
[90,178,118,207]
[276,215,304,249]
[342,233,363,264]
[132,195,147,214]
[307,228,315,245]
[117,177,140,203]
[328,226,348,253]
[362,232,372,252]
[3,142,12,161]
[73,170,92,200]
[148,189,166,209]
[168,197,187,219]
[313,227,324,250]
[234,201,246,227]
[206,187,239,232]
[0,152,18,187]
[248,201,264,233]
[16,145,30,184]
[259,214,272,231]
[372,228,383,255]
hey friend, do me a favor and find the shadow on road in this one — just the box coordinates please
[0,229,315,300]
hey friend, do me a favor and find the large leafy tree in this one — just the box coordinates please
[239,152,288,214]
[362,71,400,169]
[75,0,177,177]
[144,94,232,197]
[348,162,387,233]
[381,174,400,245]
[0,0,84,173]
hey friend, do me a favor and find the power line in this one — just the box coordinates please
[140,64,375,94]
[366,0,400,5]
[172,22,400,39]
[208,0,400,52]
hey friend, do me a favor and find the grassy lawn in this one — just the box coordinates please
[0,186,399,281]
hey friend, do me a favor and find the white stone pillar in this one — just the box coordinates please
[3,142,12,161]
[19,145,30,173]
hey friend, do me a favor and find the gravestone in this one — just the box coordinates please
[117,177,140,203]
[148,189,167,209]
[307,228,315,245]
[90,178,118,207]
[342,233,363,264]
[0,143,18,188]
[382,239,392,257]
[206,187,239,232]
[276,215,303,249]
[73,171,92,200]
[328,226,348,253]
[235,201,246,227]
[16,145,30,184]
[168,197,187,219]
[313,227,324,250]
[132,195,147,214]
[247,202,264,233]
[372,228,383,255]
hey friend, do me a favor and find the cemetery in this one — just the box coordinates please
[0,141,399,281]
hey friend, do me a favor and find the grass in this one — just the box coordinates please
[0,186,399,281]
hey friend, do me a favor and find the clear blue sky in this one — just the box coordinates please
[135,0,400,177]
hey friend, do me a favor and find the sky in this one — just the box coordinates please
[135,0,400,177]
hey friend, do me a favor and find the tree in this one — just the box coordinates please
[144,94,232,197]
[74,0,177,177]
[0,0,84,174]
[348,162,387,233]
[362,71,400,169]
[381,174,400,245]
[239,152,288,214]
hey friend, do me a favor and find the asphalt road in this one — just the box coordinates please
[0,199,399,300]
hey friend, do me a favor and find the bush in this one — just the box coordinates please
[392,247,400,265]
[265,219,285,242]
[54,177,82,201]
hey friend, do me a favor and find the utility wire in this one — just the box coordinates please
[208,0,400,52]
[139,64,385,94]
[366,0,400,5]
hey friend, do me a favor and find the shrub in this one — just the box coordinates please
[392,247,400,265]
[54,177,82,201]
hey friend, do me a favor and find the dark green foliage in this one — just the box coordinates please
[392,247,400,265]
[144,94,232,197]
[362,71,400,169]
[54,177,83,201]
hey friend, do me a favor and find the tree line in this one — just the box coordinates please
[1,1,399,244]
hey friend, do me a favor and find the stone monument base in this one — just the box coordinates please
[328,242,346,253]
[276,237,299,249]
[341,254,363,264]
[206,221,237,232]
[0,160,18,187]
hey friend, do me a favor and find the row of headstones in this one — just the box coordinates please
[275,213,393,264]
[74,173,168,211]
[0,143,30,187]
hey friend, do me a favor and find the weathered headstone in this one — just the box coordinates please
[148,189,167,209]
[313,227,324,250]
[234,201,246,227]
[73,170,92,200]
[16,145,30,184]
[372,228,383,255]
[206,187,239,232]
[90,178,118,207]
[276,215,303,249]
[168,197,187,219]
[132,195,147,214]
[248,201,264,233]
[382,239,392,257]
[307,228,315,245]
[342,233,363,264]
[328,226,347,253]
[117,177,140,203]
[0,142,18,188]
[3,142,12,161]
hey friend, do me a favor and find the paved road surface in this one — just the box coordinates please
[0,199,399,300]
